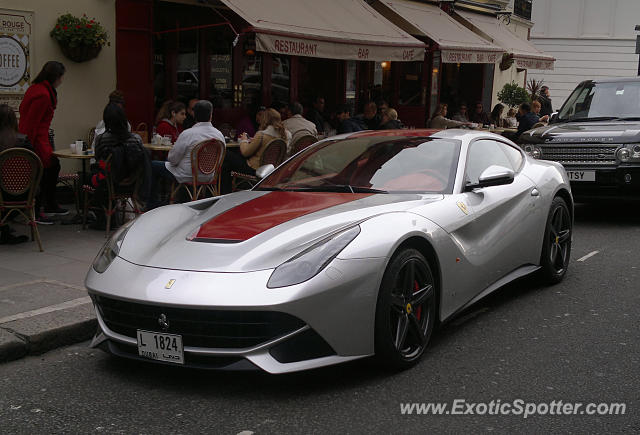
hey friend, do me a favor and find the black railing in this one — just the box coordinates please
[514,0,532,20]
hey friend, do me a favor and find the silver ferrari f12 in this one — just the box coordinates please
[86,129,573,373]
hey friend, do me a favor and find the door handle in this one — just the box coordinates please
[530,188,540,197]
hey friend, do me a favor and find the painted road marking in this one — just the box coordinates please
[577,250,600,262]
[0,296,91,324]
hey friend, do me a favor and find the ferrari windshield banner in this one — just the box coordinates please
[256,33,424,62]
[0,8,32,112]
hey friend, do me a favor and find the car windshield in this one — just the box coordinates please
[557,81,640,122]
[256,135,461,194]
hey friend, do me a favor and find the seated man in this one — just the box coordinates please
[150,100,225,206]
[336,104,366,134]
[470,102,491,125]
[283,101,317,152]
[516,102,540,138]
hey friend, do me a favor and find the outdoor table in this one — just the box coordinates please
[53,148,94,176]
[143,143,172,152]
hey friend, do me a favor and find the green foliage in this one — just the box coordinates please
[497,82,531,108]
[50,13,108,48]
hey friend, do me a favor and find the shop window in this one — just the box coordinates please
[271,55,290,105]
[208,30,233,109]
[177,30,199,102]
[371,61,392,103]
[398,62,423,106]
[242,50,262,109]
[345,60,357,109]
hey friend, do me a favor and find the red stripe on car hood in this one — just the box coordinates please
[195,192,372,241]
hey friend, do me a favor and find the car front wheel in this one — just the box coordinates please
[375,248,436,370]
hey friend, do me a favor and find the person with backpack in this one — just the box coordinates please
[90,103,151,227]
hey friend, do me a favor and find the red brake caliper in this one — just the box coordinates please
[414,281,422,321]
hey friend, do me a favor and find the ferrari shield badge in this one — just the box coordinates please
[456,201,469,215]
[165,279,176,289]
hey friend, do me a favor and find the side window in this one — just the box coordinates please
[465,140,520,185]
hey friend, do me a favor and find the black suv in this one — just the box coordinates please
[520,78,640,201]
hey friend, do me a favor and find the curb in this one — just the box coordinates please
[0,303,96,363]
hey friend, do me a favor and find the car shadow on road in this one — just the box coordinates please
[574,202,640,225]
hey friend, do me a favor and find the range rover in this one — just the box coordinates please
[520,78,640,201]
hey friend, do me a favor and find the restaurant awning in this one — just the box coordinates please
[456,10,555,70]
[374,0,502,64]
[217,0,425,62]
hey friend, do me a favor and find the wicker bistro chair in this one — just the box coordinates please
[289,133,318,157]
[231,138,287,191]
[82,156,144,237]
[0,148,44,251]
[132,122,149,144]
[169,138,226,203]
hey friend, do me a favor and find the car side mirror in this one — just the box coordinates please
[465,165,515,191]
[549,112,559,124]
[256,164,275,179]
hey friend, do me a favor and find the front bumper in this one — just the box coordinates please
[564,165,640,200]
[85,256,386,373]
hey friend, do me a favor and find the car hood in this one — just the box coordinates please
[118,190,442,272]
[520,121,640,144]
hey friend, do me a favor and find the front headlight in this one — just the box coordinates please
[92,219,136,273]
[617,144,640,163]
[524,145,542,159]
[267,226,361,288]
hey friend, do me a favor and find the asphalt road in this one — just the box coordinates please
[1,203,638,434]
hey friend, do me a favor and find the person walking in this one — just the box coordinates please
[19,61,67,221]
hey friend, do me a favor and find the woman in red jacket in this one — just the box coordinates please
[19,61,67,219]
[155,101,186,143]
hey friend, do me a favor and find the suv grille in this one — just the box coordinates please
[93,295,305,349]
[540,144,618,165]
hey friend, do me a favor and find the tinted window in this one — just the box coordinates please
[258,136,462,194]
[465,140,521,185]
[558,81,640,121]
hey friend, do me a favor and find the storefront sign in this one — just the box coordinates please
[256,33,424,62]
[210,54,232,91]
[514,56,554,70]
[0,8,32,111]
[441,49,500,64]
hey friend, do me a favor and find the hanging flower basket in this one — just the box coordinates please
[59,43,102,63]
[499,53,514,71]
[50,13,108,63]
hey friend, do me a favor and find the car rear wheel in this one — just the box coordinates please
[539,197,572,284]
[375,248,436,370]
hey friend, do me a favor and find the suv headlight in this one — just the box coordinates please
[617,145,640,162]
[267,226,360,288]
[92,219,136,273]
[524,145,542,159]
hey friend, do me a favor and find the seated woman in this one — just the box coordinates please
[91,103,151,225]
[490,103,505,127]
[0,104,33,244]
[220,108,291,194]
[155,101,186,143]
[379,108,403,130]
[429,104,471,129]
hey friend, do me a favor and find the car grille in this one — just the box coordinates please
[540,144,618,166]
[93,295,305,349]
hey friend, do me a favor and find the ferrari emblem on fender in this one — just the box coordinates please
[457,201,469,215]
[165,279,176,289]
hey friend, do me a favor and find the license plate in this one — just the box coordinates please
[137,330,184,364]
[566,170,595,182]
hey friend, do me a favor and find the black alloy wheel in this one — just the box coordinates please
[375,248,436,369]
[540,197,572,284]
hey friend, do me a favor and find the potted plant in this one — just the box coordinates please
[497,81,530,108]
[50,14,108,63]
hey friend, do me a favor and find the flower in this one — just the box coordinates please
[50,13,109,49]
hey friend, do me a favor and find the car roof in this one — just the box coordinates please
[345,128,508,142]
[582,77,640,85]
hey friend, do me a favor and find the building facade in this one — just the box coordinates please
[529,0,640,109]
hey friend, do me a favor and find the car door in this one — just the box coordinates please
[455,139,540,290]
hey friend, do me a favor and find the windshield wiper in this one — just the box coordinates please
[565,116,618,122]
[285,185,388,194]
[254,186,286,191]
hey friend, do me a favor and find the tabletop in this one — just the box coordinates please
[53,148,94,159]
[143,141,240,152]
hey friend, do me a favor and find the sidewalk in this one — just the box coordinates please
[0,220,105,362]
